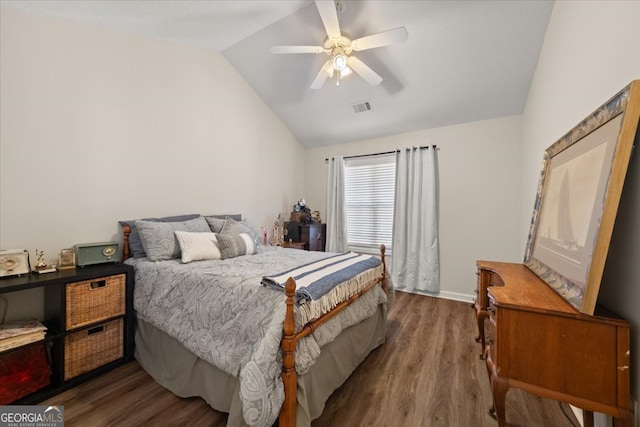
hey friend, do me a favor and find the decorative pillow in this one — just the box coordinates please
[208,214,242,221]
[119,214,200,259]
[204,216,227,233]
[136,217,210,261]
[221,217,261,246]
[239,219,263,246]
[220,217,250,234]
[215,233,256,259]
[175,231,221,263]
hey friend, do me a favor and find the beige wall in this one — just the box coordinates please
[305,115,523,301]
[0,8,305,321]
[3,3,638,414]
[520,0,640,421]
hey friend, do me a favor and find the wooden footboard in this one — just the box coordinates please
[279,244,386,427]
[121,224,386,427]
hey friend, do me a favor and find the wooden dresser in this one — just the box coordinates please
[475,260,632,427]
[283,222,326,251]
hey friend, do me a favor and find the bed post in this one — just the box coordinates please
[122,225,131,261]
[380,244,387,294]
[280,277,297,427]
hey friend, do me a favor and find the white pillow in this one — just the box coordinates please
[174,231,221,263]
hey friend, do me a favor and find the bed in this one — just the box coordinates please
[119,214,392,427]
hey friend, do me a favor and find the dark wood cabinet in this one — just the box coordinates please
[284,223,326,251]
[0,263,134,404]
[474,261,632,427]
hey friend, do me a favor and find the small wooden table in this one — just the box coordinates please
[280,241,306,250]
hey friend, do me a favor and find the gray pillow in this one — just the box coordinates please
[204,216,227,233]
[204,214,242,233]
[221,218,261,246]
[136,216,210,261]
[119,214,200,259]
[207,214,242,221]
[239,219,262,246]
[220,217,250,234]
[215,233,257,259]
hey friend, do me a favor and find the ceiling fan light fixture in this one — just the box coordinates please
[332,54,348,71]
[271,0,407,89]
[340,66,352,77]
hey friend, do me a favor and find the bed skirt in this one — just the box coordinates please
[134,302,388,427]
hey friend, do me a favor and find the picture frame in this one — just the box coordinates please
[58,248,76,270]
[524,80,640,315]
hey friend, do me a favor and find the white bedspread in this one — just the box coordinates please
[127,246,390,427]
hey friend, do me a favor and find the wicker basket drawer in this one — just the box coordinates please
[64,319,123,380]
[65,274,125,330]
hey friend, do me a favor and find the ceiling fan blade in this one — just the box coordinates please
[315,0,341,41]
[347,56,383,86]
[270,45,326,54]
[351,27,409,51]
[311,60,334,90]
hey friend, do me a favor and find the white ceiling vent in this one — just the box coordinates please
[352,101,373,114]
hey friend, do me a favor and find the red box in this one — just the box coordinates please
[0,343,51,404]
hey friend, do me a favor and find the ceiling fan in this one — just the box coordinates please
[270,0,408,89]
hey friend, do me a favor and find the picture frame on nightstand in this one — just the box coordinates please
[58,248,75,270]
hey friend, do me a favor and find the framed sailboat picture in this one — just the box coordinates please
[524,80,640,315]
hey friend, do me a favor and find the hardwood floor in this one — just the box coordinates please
[41,291,579,426]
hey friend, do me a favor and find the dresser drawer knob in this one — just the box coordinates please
[617,365,629,371]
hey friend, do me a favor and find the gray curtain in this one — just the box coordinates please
[391,147,440,292]
[325,156,349,252]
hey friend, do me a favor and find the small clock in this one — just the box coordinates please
[0,249,31,278]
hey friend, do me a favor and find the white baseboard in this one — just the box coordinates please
[570,405,613,427]
[395,288,475,304]
[570,406,583,426]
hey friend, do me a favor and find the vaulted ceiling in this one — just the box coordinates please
[2,0,554,148]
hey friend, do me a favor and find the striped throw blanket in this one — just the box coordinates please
[262,252,383,323]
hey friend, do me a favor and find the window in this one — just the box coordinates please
[344,154,395,253]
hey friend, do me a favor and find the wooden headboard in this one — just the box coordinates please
[122,225,132,261]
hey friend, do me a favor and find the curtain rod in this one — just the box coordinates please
[325,145,437,162]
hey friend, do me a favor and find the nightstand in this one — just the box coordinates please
[0,263,134,403]
[280,241,306,250]
[283,223,326,251]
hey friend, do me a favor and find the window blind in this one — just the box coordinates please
[344,153,396,253]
